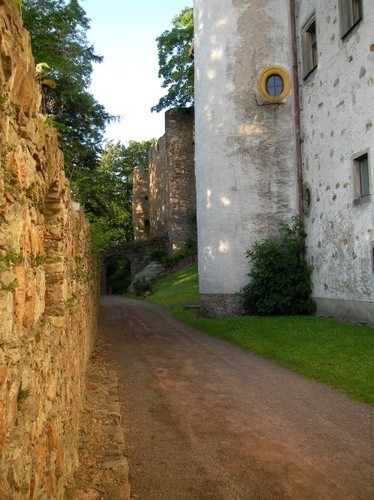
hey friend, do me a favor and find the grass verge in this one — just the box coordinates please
[147,263,374,404]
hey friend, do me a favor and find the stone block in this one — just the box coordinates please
[0,291,14,343]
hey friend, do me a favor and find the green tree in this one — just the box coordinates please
[22,0,114,174]
[73,140,154,251]
[152,7,194,113]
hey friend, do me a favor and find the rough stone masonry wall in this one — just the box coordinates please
[146,109,196,251]
[165,108,196,251]
[0,2,98,498]
[132,165,150,241]
[148,135,168,239]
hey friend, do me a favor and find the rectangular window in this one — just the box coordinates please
[301,16,318,79]
[339,0,363,38]
[353,153,370,202]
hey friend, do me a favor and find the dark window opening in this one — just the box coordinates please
[303,186,312,215]
[144,219,150,235]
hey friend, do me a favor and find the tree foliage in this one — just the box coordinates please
[241,218,316,316]
[152,7,194,113]
[22,0,114,174]
[72,140,154,251]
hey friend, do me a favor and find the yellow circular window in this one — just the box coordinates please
[258,66,291,103]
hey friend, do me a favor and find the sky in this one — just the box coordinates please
[81,0,193,145]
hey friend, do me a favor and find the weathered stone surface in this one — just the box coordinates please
[132,166,150,240]
[135,109,196,252]
[297,0,374,323]
[193,0,373,322]
[200,293,243,318]
[128,261,164,292]
[165,108,196,251]
[0,3,98,498]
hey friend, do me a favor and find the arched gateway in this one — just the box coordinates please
[100,236,168,294]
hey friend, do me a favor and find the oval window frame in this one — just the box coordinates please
[258,66,291,103]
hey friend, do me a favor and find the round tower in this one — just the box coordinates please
[194,0,299,316]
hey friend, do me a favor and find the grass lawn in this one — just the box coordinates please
[147,263,374,404]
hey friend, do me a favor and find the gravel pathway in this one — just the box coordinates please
[100,295,374,500]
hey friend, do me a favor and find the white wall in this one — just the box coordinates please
[194,0,298,313]
[298,0,374,322]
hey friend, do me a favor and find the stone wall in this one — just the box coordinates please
[0,2,98,497]
[132,166,150,241]
[165,108,196,251]
[100,236,168,294]
[149,135,168,239]
[139,109,196,252]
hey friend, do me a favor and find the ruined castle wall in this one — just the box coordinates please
[142,111,196,252]
[149,135,168,239]
[132,165,150,240]
[165,108,196,251]
[298,0,374,324]
[0,2,98,497]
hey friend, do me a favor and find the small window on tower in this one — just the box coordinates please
[257,66,291,103]
[265,74,284,97]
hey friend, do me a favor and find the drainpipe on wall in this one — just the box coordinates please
[289,0,304,218]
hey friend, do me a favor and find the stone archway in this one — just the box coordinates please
[103,255,131,294]
[100,236,168,294]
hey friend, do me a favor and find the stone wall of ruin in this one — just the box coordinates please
[165,108,196,251]
[149,135,168,239]
[132,165,150,241]
[0,2,98,497]
[139,109,196,252]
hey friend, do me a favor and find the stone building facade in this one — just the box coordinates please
[0,2,98,497]
[297,0,374,323]
[133,108,196,252]
[194,0,373,323]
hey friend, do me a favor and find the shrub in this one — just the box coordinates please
[150,247,167,262]
[133,278,153,296]
[161,247,196,269]
[241,217,316,316]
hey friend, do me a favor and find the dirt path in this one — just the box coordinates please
[100,295,374,500]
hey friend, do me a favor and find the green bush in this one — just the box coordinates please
[133,278,153,296]
[241,217,316,316]
[150,247,167,262]
[161,247,196,269]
